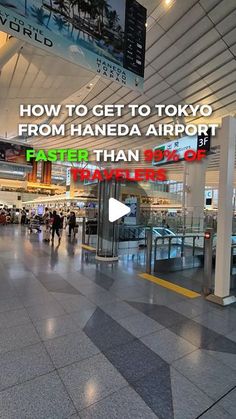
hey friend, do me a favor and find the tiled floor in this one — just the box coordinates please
[0,225,236,418]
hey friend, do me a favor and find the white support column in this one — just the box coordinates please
[186,159,207,228]
[207,116,236,306]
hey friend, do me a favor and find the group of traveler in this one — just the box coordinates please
[0,209,11,225]
[0,206,78,246]
[44,208,77,244]
[0,208,23,225]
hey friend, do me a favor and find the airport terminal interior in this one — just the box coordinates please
[0,0,236,418]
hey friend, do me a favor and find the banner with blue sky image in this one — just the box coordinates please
[0,0,146,90]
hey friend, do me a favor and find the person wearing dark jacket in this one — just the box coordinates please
[68,211,76,237]
[60,212,64,230]
[52,210,61,244]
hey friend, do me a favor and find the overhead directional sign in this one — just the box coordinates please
[197,129,211,152]
[153,130,211,165]
[0,0,146,90]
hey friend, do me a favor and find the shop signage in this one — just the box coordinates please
[0,0,146,90]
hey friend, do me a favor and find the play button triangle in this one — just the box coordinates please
[109,198,131,222]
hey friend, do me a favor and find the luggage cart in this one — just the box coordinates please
[29,218,41,233]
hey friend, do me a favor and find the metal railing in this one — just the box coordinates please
[146,229,236,298]
[140,212,219,234]
[118,225,146,243]
[153,234,204,263]
[81,218,97,246]
[145,231,205,274]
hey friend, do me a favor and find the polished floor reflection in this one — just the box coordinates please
[0,225,236,418]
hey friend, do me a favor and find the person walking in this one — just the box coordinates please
[43,207,51,242]
[21,208,26,225]
[51,210,61,244]
[59,212,64,237]
[60,212,64,229]
[68,211,76,237]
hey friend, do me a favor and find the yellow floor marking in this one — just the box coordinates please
[139,273,200,299]
[81,244,96,251]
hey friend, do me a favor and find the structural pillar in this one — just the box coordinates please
[69,176,75,198]
[27,160,38,183]
[41,162,52,185]
[207,116,236,306]
[96,179,120,261]
[186,159,207,229]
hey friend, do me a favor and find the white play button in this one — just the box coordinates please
[109,198,131,222]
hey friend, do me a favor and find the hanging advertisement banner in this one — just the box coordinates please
[0,140,33,166]
[0,0,146,90]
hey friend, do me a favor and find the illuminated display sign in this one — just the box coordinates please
[153,130,211,165]
[0,0,146,90]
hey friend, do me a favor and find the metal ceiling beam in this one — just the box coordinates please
[0,37,24,70]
